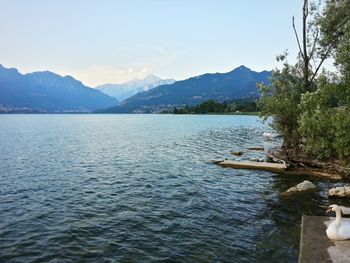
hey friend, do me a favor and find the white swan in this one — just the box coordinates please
[263,132,281,141]
[326,204,350,240]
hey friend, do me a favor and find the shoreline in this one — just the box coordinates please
[0,111,260,115]
[216,147,348,180]
[267,149,349,180]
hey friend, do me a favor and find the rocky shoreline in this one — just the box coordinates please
[266,148,349,180]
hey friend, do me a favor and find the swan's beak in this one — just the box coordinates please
[326,207,332,213]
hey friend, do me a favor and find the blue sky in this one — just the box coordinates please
[0,1,303,86]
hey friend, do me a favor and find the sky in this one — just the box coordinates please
[0,1,305,87]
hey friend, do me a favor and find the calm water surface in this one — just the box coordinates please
[0,114,348,262]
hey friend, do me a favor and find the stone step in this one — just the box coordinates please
[299,215,350,263]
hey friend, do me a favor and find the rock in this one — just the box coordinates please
[329,186,350,198]
[247,147,265,151]
[231,151,243,156]
[282,180,316,195]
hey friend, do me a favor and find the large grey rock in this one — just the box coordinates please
[329,186,350,198]
[282,180,316,195]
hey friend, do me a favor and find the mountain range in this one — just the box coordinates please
[101,66,271,113]
[0,64,271,113]
[96,75,175,102]
[0,64,117,112]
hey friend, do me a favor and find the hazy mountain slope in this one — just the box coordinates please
[96,75,175,102]
[0,64,117,112]
[102,66,271,113]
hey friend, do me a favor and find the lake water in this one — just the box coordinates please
[0,114,348,262]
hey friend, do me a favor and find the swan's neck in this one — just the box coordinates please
[335,209,342,224]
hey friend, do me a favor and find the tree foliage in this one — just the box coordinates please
[259,0,350,164]
[165,100,258,114]
[318,0,350,79]
[258,61,304,149]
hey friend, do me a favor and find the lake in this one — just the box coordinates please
[0,114,347,262]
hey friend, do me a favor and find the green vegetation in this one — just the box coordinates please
[164,100,258,114]
[259,0,350,165]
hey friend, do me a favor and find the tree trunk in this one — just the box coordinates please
[303,0,310,92]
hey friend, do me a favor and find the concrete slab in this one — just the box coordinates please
[299,215,350,263]
[218,160,287,173]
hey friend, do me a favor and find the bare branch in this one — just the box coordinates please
[292,16,304,58]
[303,0,309,17]
[310,44,333,82]
[302,0,309,62]
[302,0,310,91]
[312,58,317,72]
[309,28,319,59]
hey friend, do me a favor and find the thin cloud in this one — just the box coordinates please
[70,65,152,87]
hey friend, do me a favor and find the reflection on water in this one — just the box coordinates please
[0,114,349,262]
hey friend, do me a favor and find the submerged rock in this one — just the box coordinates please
[231,151,243,156]
[282,180,316,196]
[329,186,350,198]
[247,147,265,151]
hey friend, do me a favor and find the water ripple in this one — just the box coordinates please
[1,114,349,263]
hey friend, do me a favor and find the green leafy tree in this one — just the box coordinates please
[258,59,304,150]
[170,100,258,114]
[259,0,350,165]
[298,0,350,163]
[318,0,350,80]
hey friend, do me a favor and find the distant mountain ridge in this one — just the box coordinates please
[0,64,117,112]
[101,66,271,113]
[96,75,175,102]
[0,64,271,114]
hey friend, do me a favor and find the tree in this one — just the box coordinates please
[298,0,350,163]
[291,0,334,92]
[258,59,304,150]
[318,0,350,80]
[259,0,325,150]
[259,0,350,164]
